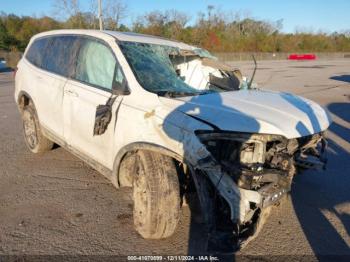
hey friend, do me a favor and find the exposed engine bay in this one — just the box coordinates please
[170,51,244,92]
[192,131,328,251]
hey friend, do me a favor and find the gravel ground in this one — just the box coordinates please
[0,59,349,260]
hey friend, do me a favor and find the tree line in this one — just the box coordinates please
[1,2,350,53]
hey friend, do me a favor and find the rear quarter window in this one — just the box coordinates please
[25,37,51,68]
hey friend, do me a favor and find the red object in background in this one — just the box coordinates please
[288,54,317,60]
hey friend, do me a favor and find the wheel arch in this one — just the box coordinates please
[112,142,185,187]
[17,90,35,112]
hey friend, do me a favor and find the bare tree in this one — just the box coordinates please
[165,10,190,39]
[52,0,94,28]
[103,0,128,30]
[53,0,128,30]
[166,9,190,28]
[88,0,99,28]
[134,9,189,38]
[52,0,80,19]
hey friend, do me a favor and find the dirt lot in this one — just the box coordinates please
[0,59,349,260]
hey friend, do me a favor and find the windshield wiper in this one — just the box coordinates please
[157,91,198,98]
[157,89,214,98]
[198,90,214,96]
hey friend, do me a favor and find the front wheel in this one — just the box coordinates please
[133,150,180,239]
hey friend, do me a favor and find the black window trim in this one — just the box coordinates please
[25,33,129,94]
[25,35,78,79]
[72,35,124,93]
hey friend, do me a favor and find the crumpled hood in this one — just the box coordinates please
[159,90,332,139]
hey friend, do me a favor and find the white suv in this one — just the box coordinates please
[15,30,331,251]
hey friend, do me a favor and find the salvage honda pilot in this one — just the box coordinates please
[15,30,331,251]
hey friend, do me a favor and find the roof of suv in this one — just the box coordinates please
[34,29,197,50]
[105,30,196,50]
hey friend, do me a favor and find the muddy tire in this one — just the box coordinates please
[119,153,138,187]
[22,105,54,153]
[133,150,180,239]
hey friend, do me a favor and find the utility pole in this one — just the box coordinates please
[98,0,103,30]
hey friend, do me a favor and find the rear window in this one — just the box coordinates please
[45,36,79,77]
[25,35,124,88]
[25,37,51,68]
[26,35,80,77]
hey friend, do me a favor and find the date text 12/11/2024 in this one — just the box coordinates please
[127,255,219,261]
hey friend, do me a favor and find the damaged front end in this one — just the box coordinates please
[192,130,328,252]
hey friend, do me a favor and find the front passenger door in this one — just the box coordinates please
[63,37,125,169]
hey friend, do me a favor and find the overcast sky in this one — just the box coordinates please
[1,0,349,33]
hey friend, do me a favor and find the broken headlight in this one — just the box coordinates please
[196,131,292,207]
[196,131,287,167]
[196,130,328,174]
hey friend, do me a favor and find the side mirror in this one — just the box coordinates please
[112,78,130,96]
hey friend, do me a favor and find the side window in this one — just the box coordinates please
[45,36,79,77]
[75,39,122,90]
[25,37,51,68]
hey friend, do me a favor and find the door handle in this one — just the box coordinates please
[64,90,79,97]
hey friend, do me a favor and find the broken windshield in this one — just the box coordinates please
[119,41,212,97]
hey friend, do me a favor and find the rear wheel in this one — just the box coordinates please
[22,105,54,153]
[133,150,180,239]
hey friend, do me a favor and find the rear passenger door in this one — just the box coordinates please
[25,35,77,140]
[63,37,124,169]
